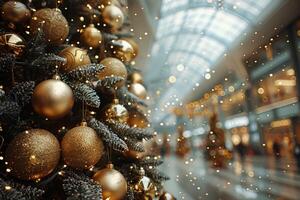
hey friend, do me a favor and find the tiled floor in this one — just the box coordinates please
[160,153,300,200]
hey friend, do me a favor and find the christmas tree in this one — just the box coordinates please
[0,0,174,199]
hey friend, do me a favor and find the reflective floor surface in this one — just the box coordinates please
[160,153,300,200]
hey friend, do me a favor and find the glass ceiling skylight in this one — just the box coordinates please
[149,0,274,124]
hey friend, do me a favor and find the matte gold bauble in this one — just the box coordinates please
[129,83,147,99]
[112,39,136,63]
[30,8,69,45]
[93,164,127,200]
[128,110,149,128]
[102,99,128,123]
[129,72,143,84]
[59,46,91,72]
[124,145,144,160]
[0,33,25,57]
[99,57,127,87]
[80,24,102,48]
[5,129,60,180]
[102,5,124,31]
[1,1,31,25]
[61,123,104,169]
[159,192,175,200]
[32,79,74,119]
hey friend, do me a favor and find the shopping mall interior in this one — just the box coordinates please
[127,0,300,199]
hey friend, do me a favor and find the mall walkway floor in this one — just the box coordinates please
[160,153,300,200]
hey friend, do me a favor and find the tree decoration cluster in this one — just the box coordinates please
[0,0,174,199]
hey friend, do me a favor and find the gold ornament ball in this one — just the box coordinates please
[123,38,139,58]
[102,5,124,31]
[1,1,31,25]
[80,24,102,48]
[93,164,127,200]
[32,79,74,119]
[112,39,136,63]
[59,46,91,72]
[5,129,60,180]
[102,99,128,123]
[30,8,69,45]
[99,57,127,87]
[61,124,104,169]
[129,83,147,99]
[0,33,26,57]
[124,148,144,159]
[128,110,149,128]
[129,72,143,84]
[159,192,176,200]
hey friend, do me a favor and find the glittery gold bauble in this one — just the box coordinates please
[159,192,175,200]
[0,33,25,57]
[59,46,91,72]
[102,5,124,31]
[61,123,104,169]
[112,39,136,63]
[93,164,127,200]
[30,8,69,45]
[1,1,31,25]
[99,57,127,87]
[129,72,143,84]
[102,99,128,123]
[129,83,147,99]
[5,129,60,180]
[80,24,102,48]
[128,110,149,128]
[32,79,74,119]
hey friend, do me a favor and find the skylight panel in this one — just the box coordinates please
[156,11,185,38]
[161,0,188,15]
[195,36,226,62]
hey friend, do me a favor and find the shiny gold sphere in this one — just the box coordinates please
[80,24,102,48]
[112,39,136,63]
[93,164,127,200]
[32,79,74,119]
[102,99,128,123]
[159,192,176,200]
[102,5,124,31]
[0,33,25,57]
[30,8,69,45]
[1,1,31,24]
[129,72,143,84]
[5,129,60,180]
[59,46,91,72]
[129,83,147,99]
[61,124,104,169]
[127,110,149,128]
[99,57,127,87]
[123,38,139,58]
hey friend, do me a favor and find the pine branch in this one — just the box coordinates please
[8,81,35,106]
[145,169,170,184]
[123,137,144,152]
[0,178,44,200]
[31,53,66,73]
[96,76,124,89]
[102,32,118,42]
[27,30,47,57]
[0,101,20,120]
[71,83,101,108]
[0,53,15,72]
[124,187,135,200]
[117,87,147,107]
[66,64,104,82]
[138,156,163,167]
[108,122,153,140]
[88,118,128,152]
[62,170,102,200]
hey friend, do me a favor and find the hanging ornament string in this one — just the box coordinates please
[81,100,86,123]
